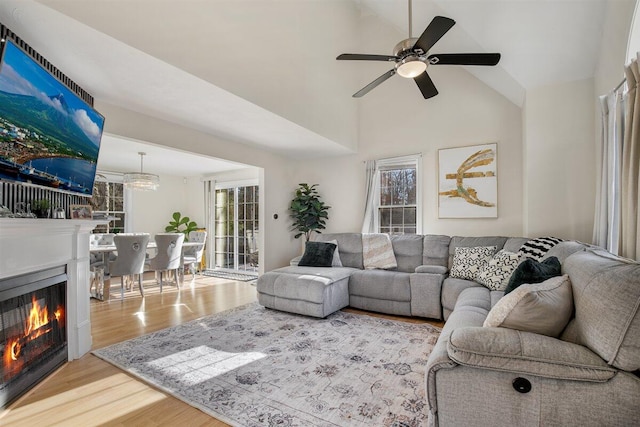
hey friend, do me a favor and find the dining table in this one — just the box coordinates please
[89,240,203,300]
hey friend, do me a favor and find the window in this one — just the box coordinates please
[89,174,126,233]
[374,156,421,234]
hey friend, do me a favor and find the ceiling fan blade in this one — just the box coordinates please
[413,16,456,54]
[428,53,501,66]
[353,69,396,98]
[414,72,438,99]
[337,53,398,62]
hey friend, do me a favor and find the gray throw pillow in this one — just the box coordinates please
[298,242,336,267]
[484,275,574,337]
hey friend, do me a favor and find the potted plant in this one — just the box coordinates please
[31,199,50,218]
[165,211,198,240]
[289,183,330,241]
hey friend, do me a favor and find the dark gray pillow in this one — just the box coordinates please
[298,242,336,267]
[503,256,561,295]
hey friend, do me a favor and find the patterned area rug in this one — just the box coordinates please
[202,270,259,282]
[93,303,440,427]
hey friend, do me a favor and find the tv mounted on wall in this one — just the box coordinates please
[0,39,104,196]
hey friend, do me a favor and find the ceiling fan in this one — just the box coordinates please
[336,0,501,99]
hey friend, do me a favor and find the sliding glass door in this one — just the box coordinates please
[214,184,259,272]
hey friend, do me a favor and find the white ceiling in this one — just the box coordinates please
[0,0,622,176]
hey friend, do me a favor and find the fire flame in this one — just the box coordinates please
[26,295,49,337]
[3,296,64,366]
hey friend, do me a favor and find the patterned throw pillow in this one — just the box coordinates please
[450,246,497,280]
[476,250,522,291]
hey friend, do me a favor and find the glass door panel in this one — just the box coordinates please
[214,185,258,272]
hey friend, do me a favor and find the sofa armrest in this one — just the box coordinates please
[447,327,616,382]
[415,265,448,274]
[290,256,302,266]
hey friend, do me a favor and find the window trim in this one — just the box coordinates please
[374,154,422,234]
[93,171,131,233]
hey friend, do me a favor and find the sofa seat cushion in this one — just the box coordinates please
[448,327,616,382]
[454,287,492,312]
[349,270,411,302]
[258,266,356,303]
[442,277,484,314]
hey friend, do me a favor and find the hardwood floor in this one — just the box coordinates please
[0,273,443,426]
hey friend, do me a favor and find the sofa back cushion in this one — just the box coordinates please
[562,249,640,371]
[542,240,588,262]
[315,233,364,269]
[423,234,451,268]
[502,237,529,253]
[448,236,508,269]
[390,234,424,273]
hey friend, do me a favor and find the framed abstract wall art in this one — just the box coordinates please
[438,143,498,218]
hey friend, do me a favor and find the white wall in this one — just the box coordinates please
[523,78,595,242]
[628,0,640,60]
[128,174,191,235]
[292,12,524,239]
[595,0,636,96]
[97,101,301,271]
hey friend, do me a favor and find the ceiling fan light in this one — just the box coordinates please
[396,58,427,78]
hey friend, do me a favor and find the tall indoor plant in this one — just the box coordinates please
[289,183,330,241]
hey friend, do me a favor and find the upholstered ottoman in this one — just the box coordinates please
[257,266,354,318]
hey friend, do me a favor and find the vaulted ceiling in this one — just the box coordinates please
[0,0,626,175]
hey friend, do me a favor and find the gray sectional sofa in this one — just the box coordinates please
[256,233,640,426]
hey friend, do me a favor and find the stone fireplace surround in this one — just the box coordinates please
[0,218,105,361]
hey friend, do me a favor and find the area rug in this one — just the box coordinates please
[202,269,259,282]
[93,302,440,426]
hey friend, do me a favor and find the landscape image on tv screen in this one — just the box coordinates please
[0,40,104,195]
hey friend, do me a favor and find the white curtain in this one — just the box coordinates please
[361,160,378,233]
[594,53,640,261]
[621,55,640,260]
[593,91,624,253]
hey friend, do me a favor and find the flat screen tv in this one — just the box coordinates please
[0,39,104,195]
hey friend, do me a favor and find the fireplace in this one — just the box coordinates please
[0,266,68,408]
[0,217,101,410]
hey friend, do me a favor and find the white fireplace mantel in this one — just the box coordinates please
[0,218,107,360]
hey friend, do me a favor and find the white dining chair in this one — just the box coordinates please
[109,233,150,300]
[182,230,207,281]
[146,233,185,291]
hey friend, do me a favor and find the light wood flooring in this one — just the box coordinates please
[0,272,443,426]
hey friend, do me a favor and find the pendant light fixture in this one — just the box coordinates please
[123,152,159,191]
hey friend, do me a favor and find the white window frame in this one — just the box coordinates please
[374,154,422,234]
[92,171,132,233]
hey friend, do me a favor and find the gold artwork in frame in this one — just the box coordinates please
[438,143,498,218]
